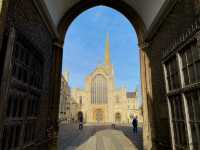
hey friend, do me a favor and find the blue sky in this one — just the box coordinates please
[62,6,140,95]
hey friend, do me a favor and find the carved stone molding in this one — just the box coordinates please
[53,41,63,49]
[138,42,149,50]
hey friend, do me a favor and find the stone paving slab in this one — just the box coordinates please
[58,123,143,150]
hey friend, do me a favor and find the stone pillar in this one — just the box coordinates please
[139,42,155,150]
[48,41,63,150]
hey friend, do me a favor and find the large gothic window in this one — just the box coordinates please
[91,74,108,104]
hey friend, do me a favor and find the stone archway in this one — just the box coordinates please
[93,109,104,123]
[3,0,198,149]
[77,111,83,121]
[56,1,153,149]
[115,112,121,123]
[57,1,146,43]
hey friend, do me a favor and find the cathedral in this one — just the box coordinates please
[1,0,200,149]
[71,35,142,124]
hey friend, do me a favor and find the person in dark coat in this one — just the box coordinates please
[79,115,83,130]
[132,116,138,134]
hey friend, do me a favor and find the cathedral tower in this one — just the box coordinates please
[105,33,111,65]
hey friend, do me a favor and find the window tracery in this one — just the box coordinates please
[91,74,108,104]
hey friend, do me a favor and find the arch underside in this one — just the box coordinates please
[43,0,167,32]
[41,0,170,43]
[56,1,146,43]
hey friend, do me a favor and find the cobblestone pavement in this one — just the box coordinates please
[58,123,143,150]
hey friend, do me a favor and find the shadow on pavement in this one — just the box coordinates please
[58,123,143,150]
[115,124,143,150]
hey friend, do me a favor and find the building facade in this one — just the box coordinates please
[126,92,143,124]
[71,35,143,124]
[59,74,71,122]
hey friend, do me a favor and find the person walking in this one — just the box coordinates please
[132,116,138,134]
[78,115,83,130]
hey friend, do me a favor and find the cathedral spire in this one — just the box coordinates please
[105,33,111,65]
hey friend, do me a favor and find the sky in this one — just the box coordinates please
[62,6,141,104]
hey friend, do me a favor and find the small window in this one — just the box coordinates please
[185,89,200,149]
[165,57,180,91]
[180,44,200,85]
[169,95,188,148]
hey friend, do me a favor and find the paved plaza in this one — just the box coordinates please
[58,123,143,150]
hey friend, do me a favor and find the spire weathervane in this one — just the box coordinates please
[105,33,111,65]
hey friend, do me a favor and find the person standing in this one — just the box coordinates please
[132,116,138,134]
